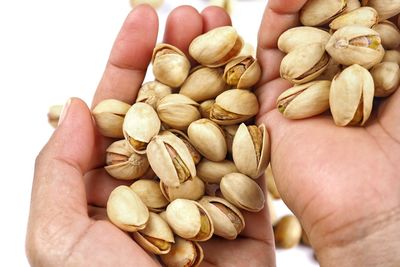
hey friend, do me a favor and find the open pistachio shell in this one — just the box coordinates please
[130,180,169,212]
[372,21,400,50]
[278,27,331,53]
[160,176,205,202]
[189,26,244,67]
[329,7,378,31]
[370,62,400,97]
[300,0,347,26]
[223,56,261,89]
[136,81,172,109]
[106,185,149,232]
[199,99,215,119]
[105,139,149,180]
[232,124,270,179]
[166,199,214,241]
[132,212,175,255]
[92,99,131,138]
[160,237,204,267]
[199,196,245,240]
[274,215,302,249]
[382,50,400,64]
[169,129,202,165]
[220,173,265,212]
[196,159,238,184]
[362,0,400,21]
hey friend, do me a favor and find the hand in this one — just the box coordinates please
[256,0,400,266]
[26,5,275,267]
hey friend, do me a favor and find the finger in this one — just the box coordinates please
[200,6,232,32]
[256,78,292,118]
[92,5,159,107]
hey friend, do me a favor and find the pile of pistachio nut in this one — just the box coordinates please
[277,0,400,126]
[92,26,269,266]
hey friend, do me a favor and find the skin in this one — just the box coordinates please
[26,1,400,267]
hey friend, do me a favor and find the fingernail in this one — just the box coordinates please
[58,98,72,126]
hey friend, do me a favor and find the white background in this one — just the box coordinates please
[0,0,318,266]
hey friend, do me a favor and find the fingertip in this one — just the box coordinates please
[201,6,232,32]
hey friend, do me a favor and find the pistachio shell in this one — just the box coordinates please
[160,176,205,202]
[160,237,204,267]
[136,81,172,109]
[130,0,163,8]
[220,173,265,212]
[223,56,261,89]
[329,7,378,30]
[47,104,63,128]
[199,99,215,119]
[278,27,331,53]
[382,50,400,64]
[370,62,400,97]
[362,0,400,21]
[274,215,302,249]
[372,21,400,50]
[196,159,238,184]
[106,185,149,232]
[222,124,239,154]
[169,129,202,165]
[130,180,169,212]
[300,0,347,26]
[316,60,342,80]
[209,0,233,14]
[189,26,244,67]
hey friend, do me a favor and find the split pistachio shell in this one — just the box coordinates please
[372,21,400,50]
[232,124,270,179]
[166,199,214,241]
[199,99,215,119]
[278,26,331,54]
[130,180,169,212]
[123,102,161,154]
[222,124,239,154]
[370,62,400,97]
[132,212,174,255]
[210,89,259,125]
[196,159,238,184]
[179,67,227,102]
[157,94,201,131]
[152,44,190,88]
[169,129,202,165]
[93,99,131,138]
[276,80,331,119]
[329,7,378,31]
[136,81,172,109]
[382,50,400,64]
[274,215,302,249]
[280,43,330,84]
[189,26,243,67]
[105,140,149,180]
[362,0,400,21]
[106,185,149,232]
[300,0,347,26]
[325,25,385,69]
[330,64,374,126]
[223,56,261,89]
[147,131,196,187]
[187,119,227,162]
[160,176,205,202]
[265,164,280,199]
[48,104,63,128]
[160,237,204,267]
[199,196,245,240]
[220,173,265,212]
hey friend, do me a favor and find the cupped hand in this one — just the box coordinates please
[26,5,275,267]
[256,0,400,266]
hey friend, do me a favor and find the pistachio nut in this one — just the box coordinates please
[160,237,204,267]
[160,176,205,202]
[232,123,270,179]
[152,44,190,88]
[300,0,347,26]
[223,56,261,89]
[220,173,265,212]
[382,50,400,64]
[372,21,400,50]
[106,185,149,232]
[325,25,385,69]
[276,80,331,119]
[210,89,259,125]
[147,131,196,187]
[166,199,214,241]
[280,43,330,84]
[189,26,244,67]
[187,119,227,162]
[265,164,281,199]
[278,26,331,54]
[362,0,400,21]
[222,124,239,154]
[132,212,174,255]
[329,7,378,31]
[274,215,302,249]
[237,42,255,58]
[136,81,172,109]
[199,99,215,119]
[93,99,131,138]
[370,62,400,97]
[48,104,63,128]
[157,94,201,130]
[343,0,361,13]
[169,129,202,165]
[196,159,238,184]
[330,64,374,126]
[130,179,169,212]
[180,67,227,102]
[199,196,244,240]
[105,139,149,180]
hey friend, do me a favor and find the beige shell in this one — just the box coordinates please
[274,215,302,249]
[179,67,227,102]
[166,199,214,241]
[362,0,400,21]
[382,50,400,64]
[105,139,149,180]
[169,129,202,165]
[132,212,174,255]
[106,185,149,232]
[47,104,63,128]
[130,179,169,212]
[372,21,400,50]
[187,119,227,162]
[329,7,378,31]
[222,124,239,154]
[330,64,375,126]
[276,80,331,119]
[370,62,400,97]
[160,176,205,202]
[300,0,347,26]
[232,124,270,179]
[136,81,172,109]
[223,56,261,89]
[189,26,244,67]
[152,44,190,88]
[92,99,131,138]
[196,159,238,184]
[278,27,331,54]
[199,99,215,119]
[160,237,204,267]
[325,25,385,69]
[220,173,265,212]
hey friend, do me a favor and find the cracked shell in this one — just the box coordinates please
[223,56,261,89]
[130,179,169,212]
[362,0,400,21]
[160,237,204,267]
[196,159,238,184]
[136,81,172,109]
[160,176,205,202]
[329,7,378,31]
